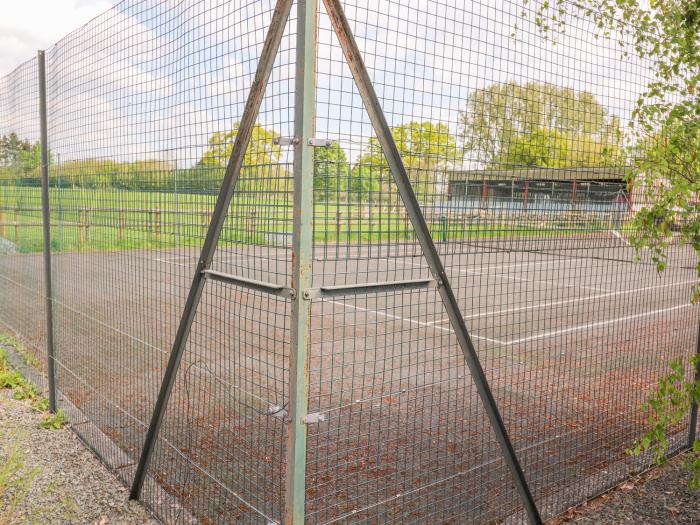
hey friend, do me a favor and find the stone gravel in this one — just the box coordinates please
[554,452,700,525]
[0,389,158,525]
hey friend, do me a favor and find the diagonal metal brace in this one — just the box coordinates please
[321,0,542,522]
[129,0,294,500]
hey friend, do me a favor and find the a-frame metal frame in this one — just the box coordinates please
[129,0,296,501]
[129,0,542,523]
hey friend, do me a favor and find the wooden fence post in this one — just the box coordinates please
[336,210,342,241]
[14,207,19,241]
[78,208,85,244]
[119,209,125,240]
[247,210,257,237]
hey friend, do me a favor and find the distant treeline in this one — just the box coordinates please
[0,159,292,193]
[0,80,630,199]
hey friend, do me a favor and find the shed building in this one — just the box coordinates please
[446,166,631,212]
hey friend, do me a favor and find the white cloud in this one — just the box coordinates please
[0,0,116,77]
[2,0,656,169]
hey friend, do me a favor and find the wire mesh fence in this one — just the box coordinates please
[0,0,698,524]
[0,56,47,368]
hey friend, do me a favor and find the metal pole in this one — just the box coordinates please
[321,1,542,522]
[129,0,293,500]
[688,319,700,448]
[38,50,57,413]
[285,0,317,521]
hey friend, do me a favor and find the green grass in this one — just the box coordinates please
[0,431,41,524]
[0,336,49,416]
[0,185,628,253]
[0,335,38,368]
[39,410,68,431]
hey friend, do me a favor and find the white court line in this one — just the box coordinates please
[392,257,611,292]
[611,229,632,247]
[155,252,292,266]
[154,252,695,347]
[471,257,581,271]
[323,295,695,348]
[465,268,611,292]
[504,303,694,345]
[156,252,605,293]
[155,251,676,297]
[429,278,700,324]
[321,298,506,345]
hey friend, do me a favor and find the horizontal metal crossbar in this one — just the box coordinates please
[202,270,296,298]
[303,278,437,299]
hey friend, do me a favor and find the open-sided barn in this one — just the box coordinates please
[446,166,632,213]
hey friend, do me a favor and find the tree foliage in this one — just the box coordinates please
[525,0,700,489]
[0,134,42,180]
[197,122,281,169]
[497,127,624,168]
[0,122,289,194]
[459,81,624,168]
[55,159,175,190]
[352,121,459,200]
[197,122,286,192]
[314,141,349,201]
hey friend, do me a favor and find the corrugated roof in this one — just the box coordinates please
[447,166,629,182]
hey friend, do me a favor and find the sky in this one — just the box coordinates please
[0,0,117,77]
[0,0,652,169]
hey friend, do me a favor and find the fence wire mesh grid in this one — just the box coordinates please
[0,0,698,524]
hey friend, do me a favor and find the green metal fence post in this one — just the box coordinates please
[38,50,57,413]
[285,0,317,522]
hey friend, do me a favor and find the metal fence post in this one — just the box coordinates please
[321,1,542,522]
[688,319,700,448]
[128,0,293,500]
[285,0,317,522]
[38,50,57,413]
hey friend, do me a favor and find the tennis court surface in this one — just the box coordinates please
[0,230,691,523]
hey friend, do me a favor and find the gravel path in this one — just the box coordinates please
[554,452,700,524]
[0,389,158,525]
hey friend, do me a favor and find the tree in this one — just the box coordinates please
[459,81,624,168]
[0,134,42,181]
[197,122,283,192]
[352,121,460,201]
[0,133,32,168]
[314,141,349,201]
[55,158,174,190]
[346,164,380,202]
[495,127,624,168]
[526,0,700,489]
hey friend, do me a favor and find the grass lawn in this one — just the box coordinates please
[0,185,630,253]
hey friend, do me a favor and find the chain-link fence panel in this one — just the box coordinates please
[0,0,698,524]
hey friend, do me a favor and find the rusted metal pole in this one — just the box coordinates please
[285,0,317,521]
